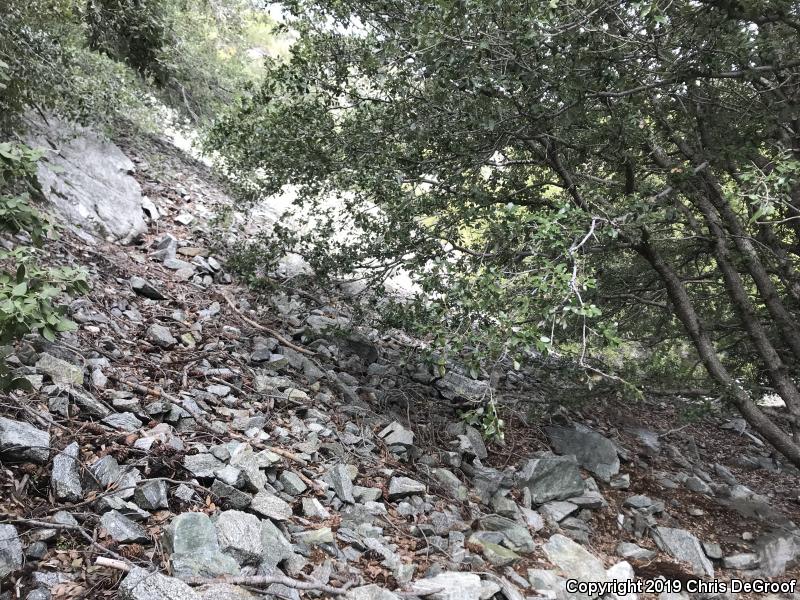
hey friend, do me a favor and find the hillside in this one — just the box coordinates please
[0,117,798,600]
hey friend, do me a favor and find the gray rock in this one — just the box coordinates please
[25,115,147,244]
[545,425,620,482]
[279,471,308,496]
[229,444,267,492]
[432,468,468,501]
[330,464,355,503]
[346,584,401,600]
[388,476,426,500]
[119,567,201,600]
[481,515,535,552]
[250,491,291,521]
[703,542,723,560]
[68,388,112,417]
[131,277,166,300]
[757,530,798,576]
[460,425,488,460]
[723,552,760,570]
[0,525,23,577]
[0,417,50,463]
[164,513,240,578]
[197,584,256,600]
[685,476,712,495]
[378,422,414,447]
[518,455,585,504]
[35,353,83,387]
[52,442,82,501]
[103,412,143,432]
[652,527,714,578]
[260,519,296,569]
[410,572,488,600]
[302,497,331,519]
[211,480,251,510]
[147,324,178,349]
[215,510,263,564]
[540,500,578,522]
[294,527,334,546]
[435,371,491,402]
[469,536,521,566]
[616,542,657,560]
[184,453,225,479]
[542,533,608,584]
[100,510,149,543]
[134,480,169,510]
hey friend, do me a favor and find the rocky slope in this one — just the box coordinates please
[1,122,799,600]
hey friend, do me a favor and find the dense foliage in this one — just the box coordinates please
[0,141,87,349]
[0,0,280,129]
[210,0,800,464]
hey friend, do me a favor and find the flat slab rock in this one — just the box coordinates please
[24,114,147,244]
[652,526,714,578]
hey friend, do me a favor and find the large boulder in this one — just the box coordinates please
[545,425,620,482]
[518,455,585,504]
[24,114,147,244]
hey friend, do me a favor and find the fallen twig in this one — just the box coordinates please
[182,574,352,595]
[218,291,316,356]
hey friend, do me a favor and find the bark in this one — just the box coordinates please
[636,233,800,467]
[688,187,800,419]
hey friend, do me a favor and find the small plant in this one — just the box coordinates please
[461,397,505,443]
[0,141,89,344]
[0,250,88,343]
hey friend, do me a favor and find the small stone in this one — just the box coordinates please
[174,484,196,503]
[147,324,178,349]
[184,453,225,478]
[330,464,355,503]
[703,542,723,560]
[214,465,244,488]
[617,542,657,560]
[378,422,414,447]
[103,412,143,432]
[279,471,308,496]
[250,491,292,521]
[302,498,330,519]
[0,417,50,463]
[294,527,334,546]
[68,388,111,417]
[35,353,83,387]
[685,476,712,495]
[540,500,578,522]
[610,474,630,489]
[215,510,263,564]
[100,510,149,543]
[211,480,251,510]
[0,525,23,577]
[130,276,166,300]
[91,368,108,389]
[723,552,760,570]
[52,442,82,501]
[119,567,201,600]
[175,213,195,226]
[652,527,714,578]
[134,480,169,510]
[388,476,426,500]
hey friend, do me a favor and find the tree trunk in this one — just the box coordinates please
[636,233,800,467]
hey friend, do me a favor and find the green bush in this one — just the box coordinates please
[0,141,88,345]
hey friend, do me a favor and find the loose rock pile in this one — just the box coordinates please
[1,125,799,600]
